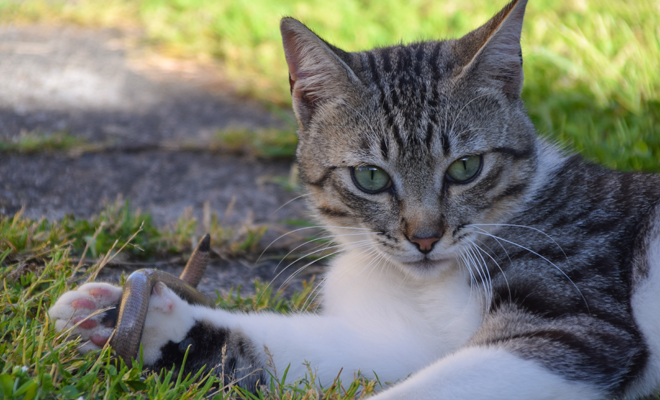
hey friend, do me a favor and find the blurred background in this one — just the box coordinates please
[0,0,658,288]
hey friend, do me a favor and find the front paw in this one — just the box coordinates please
[140,282,198,365]
[49,282,123,353]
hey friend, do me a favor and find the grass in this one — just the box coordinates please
[1,198,276,262]
[211,128,297,160]
[1,0,659,171]
[1,202,378,399]
[0,131,89,154]
[0,129,299,160]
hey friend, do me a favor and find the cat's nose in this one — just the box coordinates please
[409,237,440,254]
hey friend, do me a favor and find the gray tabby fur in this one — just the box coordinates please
[281,0,660,396]
[49,1,660,398]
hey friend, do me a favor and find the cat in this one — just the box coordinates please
[49,0,660,398]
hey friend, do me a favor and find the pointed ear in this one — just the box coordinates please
[280,18,359,128]
[454,0,528,99]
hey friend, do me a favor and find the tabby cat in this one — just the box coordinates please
[49,0,660,398]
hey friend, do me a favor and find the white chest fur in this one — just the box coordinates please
[322,251,484,365]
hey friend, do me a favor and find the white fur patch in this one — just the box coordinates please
[140,284,198,365]
[49,282,123,352]
[370,347,603,400]
[626,206,660,398]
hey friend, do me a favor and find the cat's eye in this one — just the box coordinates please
[352,166,391,193]
[446,155,482,183]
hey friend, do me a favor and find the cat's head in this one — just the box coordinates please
[281,0,539,278]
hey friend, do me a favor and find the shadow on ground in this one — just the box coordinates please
[0,25,320,295]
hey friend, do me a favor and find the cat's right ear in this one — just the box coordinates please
[453,0,528,99]
[280,18,358,129]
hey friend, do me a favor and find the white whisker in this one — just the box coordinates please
[467,244,492,308]
[468,226,590,313]
[468,237,512,303]
[269,193,313,217]
[448,92,493,137]
[257,238,374,304]
[257,225,374,263]
[467,223,568,261]
[275,240,375,292]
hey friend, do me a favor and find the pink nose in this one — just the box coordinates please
[410,237,440,254]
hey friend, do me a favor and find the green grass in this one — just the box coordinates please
[2,198,276,262]
[0,131,89,154]
[1,0,658,171]
[0,129,299,159]
[211,128,298,160]
[1,203,379,399]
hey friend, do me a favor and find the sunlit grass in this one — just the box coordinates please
[212,128,297,159]
[0,198,272,263]
[1,203,380,399]
[0,131,88,154]
[2,0,658,171]
[0,242,371,399]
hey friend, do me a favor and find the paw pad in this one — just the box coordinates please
[49,282,123,353]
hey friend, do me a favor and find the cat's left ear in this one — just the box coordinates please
[280,18,361,130]
[453,0,528,99]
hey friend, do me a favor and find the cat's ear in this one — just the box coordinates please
[453,0,528,99]
[280,18,359,128]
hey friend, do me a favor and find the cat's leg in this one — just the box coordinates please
[53,282,487,393]
[368,347,604,400]
[49,282,266,387]
[138,286,438,390]
[50,282,450,391]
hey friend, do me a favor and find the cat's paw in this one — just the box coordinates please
[49,282,123,353]
[49,281,197,362]
[141,282,198,364]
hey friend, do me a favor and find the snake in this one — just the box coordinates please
[109,234,216,366]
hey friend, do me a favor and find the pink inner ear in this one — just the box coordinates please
[280,17,358,126]
[281,23,309,85]
[455,0,527,97]
[282,33,323,104]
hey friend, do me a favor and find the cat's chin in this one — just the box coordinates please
[397,257,457,278]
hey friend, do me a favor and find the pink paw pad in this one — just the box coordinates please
[73,317,97,330]
[91,333,110,347]
[71,298,96,309]
[89,287,116,299]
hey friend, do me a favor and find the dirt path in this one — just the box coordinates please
[0,25,319,296]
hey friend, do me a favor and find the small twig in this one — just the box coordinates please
[67,222,105,284]
[86,223,145,283]
[222,195,237,225]
[75,222,104,270]
[68,257,183,268]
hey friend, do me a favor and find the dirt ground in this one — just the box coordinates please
[0,25,320,296]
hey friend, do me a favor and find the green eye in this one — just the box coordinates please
[352,166,391,193]
[446,155,482,183]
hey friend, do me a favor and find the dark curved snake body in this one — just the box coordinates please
[110,234,215,366]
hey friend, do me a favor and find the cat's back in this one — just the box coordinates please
[495,156,660,397]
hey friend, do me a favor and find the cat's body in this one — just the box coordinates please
[49,0,660,398]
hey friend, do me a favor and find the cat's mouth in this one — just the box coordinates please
[399,257,454,271]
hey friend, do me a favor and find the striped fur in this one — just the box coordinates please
[281,0,660,397]
[50,1,660,398]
